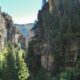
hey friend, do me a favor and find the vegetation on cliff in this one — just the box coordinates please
[27,0,80,80]
[1,0,80,80]
[0,43,29,80]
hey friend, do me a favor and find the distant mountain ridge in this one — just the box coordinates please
[15,23,34,37]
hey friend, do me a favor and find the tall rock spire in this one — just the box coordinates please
[42,0,46,6]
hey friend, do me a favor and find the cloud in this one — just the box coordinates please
[13,14,37,24]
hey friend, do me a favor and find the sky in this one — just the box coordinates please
[0,0,42,24]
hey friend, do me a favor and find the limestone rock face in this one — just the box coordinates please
[2,12,15,42]
[48,0,54,12]
[27,0,80,77]
[48,0,60,13]
[0,11,7,50]
[0,9,15,50]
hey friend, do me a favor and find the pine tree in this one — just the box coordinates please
[2,45,17,80]
[0,47,8,80]
[0,43,29,80]
[16,49,29,80]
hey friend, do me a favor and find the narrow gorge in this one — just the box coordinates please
[0,0,80,80]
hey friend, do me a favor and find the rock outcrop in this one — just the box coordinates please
[0,8,15,50]
[0,9,7,50]
[2,12,15,42]
[27,0,80,79]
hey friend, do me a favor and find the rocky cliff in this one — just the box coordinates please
[0,8,15,50]
[27,0,80,79]
[2,12,15,42]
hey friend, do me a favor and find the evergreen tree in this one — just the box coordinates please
[16,49,29,80]
[0,43,30,80]
[2,45,17,80]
